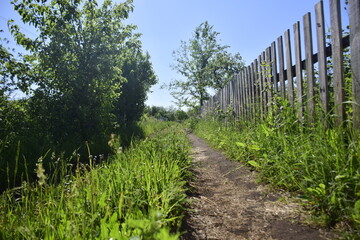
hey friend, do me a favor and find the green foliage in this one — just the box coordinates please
[145,106,189,122]
[115,117,174,148]
[168,21,245,108]
[138,116,174,137]
[0,0,157,191]
[193,102,360,235]
[115,52,158,125]
[0,124,191,239]
[7,0,136,143]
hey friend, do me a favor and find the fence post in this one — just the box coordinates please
[253,59,260,118]
[316,0,329,123]
[271,41,278,95]
[330,0,345,127]
[230,78,235,117]
[266,47,273,106]
[241,69,247,120]
[245,66,252,120]
[294,21,304,121]
[261,52,268,113]
[284,29,294,105]
[257,55,264,117]
[304,12,316,123]
[233,75,238,118]
[277,36,286,99]
[249,63,254,120]
[349,0,360,130]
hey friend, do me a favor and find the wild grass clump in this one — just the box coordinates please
[0,124,191,239]
[116,116,174,148]
[139,116,174,137]
[0,116,172,193]
[193,104,360,236]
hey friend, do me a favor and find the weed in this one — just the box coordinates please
[0,122,191,239]
[193,104,360,236]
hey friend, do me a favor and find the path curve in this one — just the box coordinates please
[181,133,334,240]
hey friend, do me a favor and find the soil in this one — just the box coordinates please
[180,133,336,240]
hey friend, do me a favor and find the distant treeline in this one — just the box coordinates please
[145,106,189,122]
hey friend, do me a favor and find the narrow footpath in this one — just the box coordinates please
[181,133,335,240]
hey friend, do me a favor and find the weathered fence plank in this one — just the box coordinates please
[285,29,294,105]
[349,0,360,130]
[266,47,273,105]
[226,82,231,111]
[229,79,233,113]
[330,0,345,126]
[240,70,246,119]
[254,58,260,118]
[242,68,247,119]
[271,41,278,94]
[247,66,253,119]
[246,66,252,120]
[257,55,264,117]
[221,87,224,113]
[238,74,243,118]
[304,12,316,122]
[294,21,304,120]
[261,51,268,113]
[316,0,329,119]
[251,62,257,119]
[228,84,231,115]
[236,75,241,117]
[277,36,286,98]
[250,63,255,119]
[232,78,236,116]
[233,76,238,117]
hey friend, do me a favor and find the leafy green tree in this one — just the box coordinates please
[174,109,188,121]
[8,0,136,146]
[0,0,159,191]
[0,36,34,95]
[169,21,245,108]
[114,48,157,126]
[0,44,13,98]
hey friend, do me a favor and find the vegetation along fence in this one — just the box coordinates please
[200,0,360,129]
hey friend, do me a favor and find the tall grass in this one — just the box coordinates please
[0,123,191,239]
[192,103,360,237]
[0,116,172,193]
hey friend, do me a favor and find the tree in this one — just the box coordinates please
[0,0,159,190]
[114,48,157,126]
[7,0,136,146]
[169,21,244,108]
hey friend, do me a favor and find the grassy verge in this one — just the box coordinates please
[0,123,191,239]
[117,117,174,148]
[191,113,360,237]
[0,116,172,192]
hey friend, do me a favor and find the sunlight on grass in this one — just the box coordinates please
[192,104,360,237]
[0,123,191,239]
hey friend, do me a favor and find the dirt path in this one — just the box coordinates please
[181,133,335,240]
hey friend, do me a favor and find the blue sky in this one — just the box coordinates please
[0,0,349,108]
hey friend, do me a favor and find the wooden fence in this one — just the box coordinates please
[199,0,360,129]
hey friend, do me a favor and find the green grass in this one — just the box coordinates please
[192,108,360,237]
[139,116,174,137]
[0,123,191,239]
[0,116,173,192]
